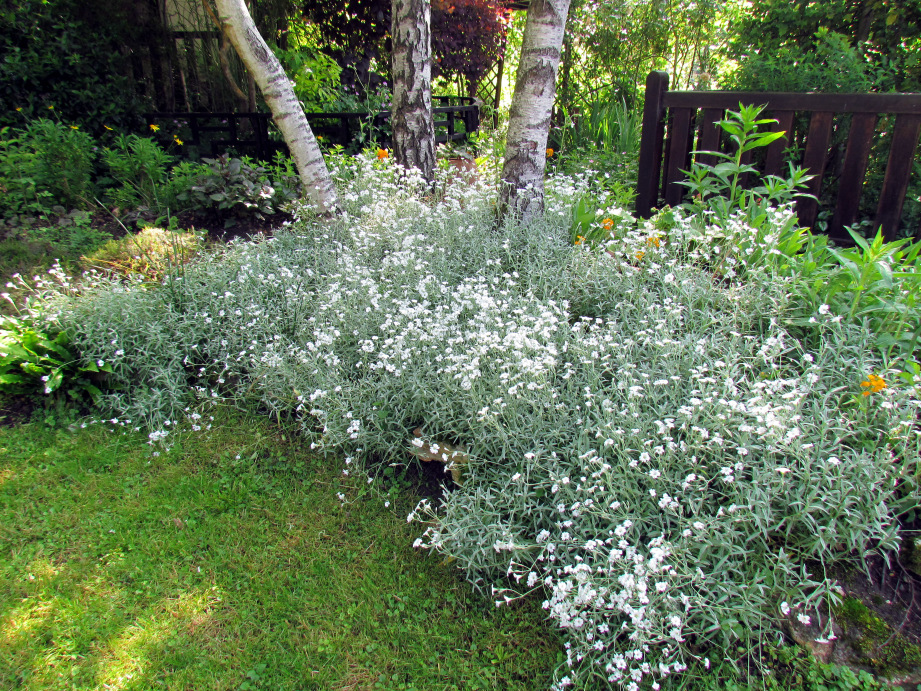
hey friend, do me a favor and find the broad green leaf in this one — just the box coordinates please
[46,369,63,393]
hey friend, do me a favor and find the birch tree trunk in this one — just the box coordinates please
[498,0,571,224]
[391,0,436,182]
[213,0,339,214]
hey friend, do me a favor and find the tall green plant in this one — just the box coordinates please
[23,118,97,210]
[102,134,175,214]
[681,104,814,217]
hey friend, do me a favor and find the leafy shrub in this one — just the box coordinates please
[45,152,921,689]
[724,29,875,94]
[175,155,299,223]
[0,314,107,405]
[275,47,343,112]
[0,126,54,218]
[102,134,175,215]
[0,119,97,216]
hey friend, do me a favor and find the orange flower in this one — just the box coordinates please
[15,107,22,112]
[635,251,645,261]
[860,373,886,396]
[602,218,614,231]
[546,148,554,157]
[574,235,585,245]
[646,235,661,248]
[174,137,183,145]
[376,148,389,160]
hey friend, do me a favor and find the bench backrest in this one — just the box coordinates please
[635,71,921,242]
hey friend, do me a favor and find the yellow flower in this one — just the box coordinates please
[635,251,645,261]
[47,105,54,110]
[546,147,554,157]
[104,125,113,131]
[574,235,585,245]
[15,107,22,112]
[646,235,661,248]
[602,218,614,231]
[860,373,886,396]
[149,124,160,132]
[376,148,389,160]
[174,137,183,145]
[70,125,79,130]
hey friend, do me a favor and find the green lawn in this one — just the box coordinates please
[0,412,560,690]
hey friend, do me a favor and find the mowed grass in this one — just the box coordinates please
[0,411,560,690]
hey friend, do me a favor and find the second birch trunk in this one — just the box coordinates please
[498,0,571,224]
[391,0,436,182]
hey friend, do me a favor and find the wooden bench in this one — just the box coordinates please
[636,71,921,242]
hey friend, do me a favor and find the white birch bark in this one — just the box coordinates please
[213,0,339,214]
[391,0,436,182]
[498,0,571,224]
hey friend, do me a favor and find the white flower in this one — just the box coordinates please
[780,602,791,616]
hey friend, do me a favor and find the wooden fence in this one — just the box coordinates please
[636,71,921,242]
[145,96,480,161]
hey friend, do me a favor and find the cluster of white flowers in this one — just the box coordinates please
[51,150,921,689]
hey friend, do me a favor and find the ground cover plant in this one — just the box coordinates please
[19,137,918,690]
[0,409,559,690]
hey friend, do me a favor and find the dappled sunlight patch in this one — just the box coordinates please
[82,226,201,281]
[1,598,53,649]
[91,587,220,690]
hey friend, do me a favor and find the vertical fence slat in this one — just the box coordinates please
[664,107,693,206]
[696,108,723,168]
[875,113,921,241]
[829,112,878,239]
[796,111,834,229]
[763,111,794,178]
[636,71,670,218]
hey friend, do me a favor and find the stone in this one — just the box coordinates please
[784,607,839,664]
[407,427,467,485]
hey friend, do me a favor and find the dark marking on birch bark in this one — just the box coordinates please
[523,47,560,60]
[244,26,272,65]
